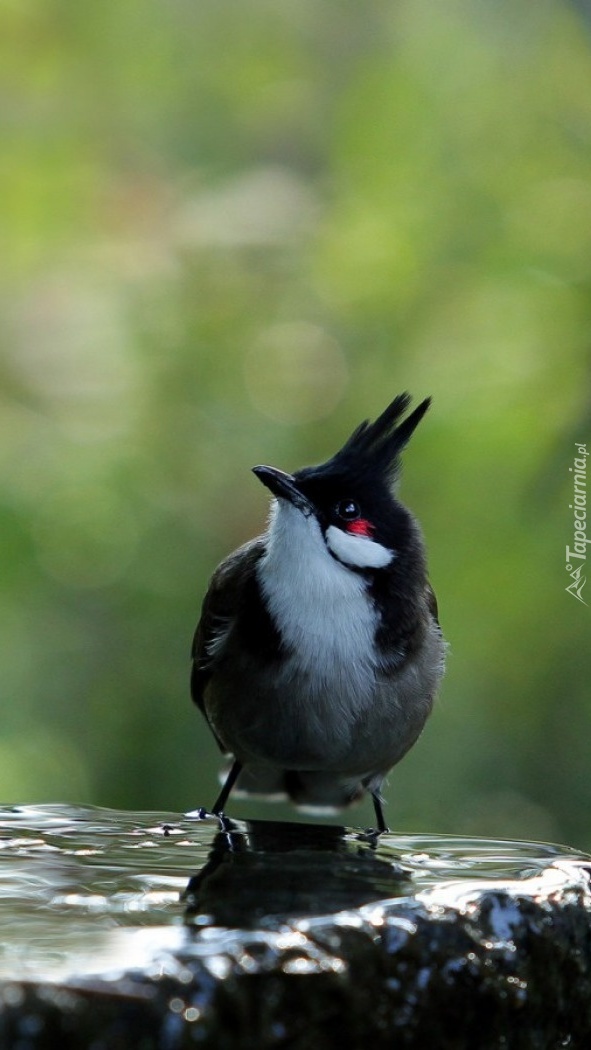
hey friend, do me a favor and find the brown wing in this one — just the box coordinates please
[190,537,266,720]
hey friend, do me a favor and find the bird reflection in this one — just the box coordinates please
[183,819,409,928]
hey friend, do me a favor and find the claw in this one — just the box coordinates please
[185,807,212,820]
[356,827,383,847]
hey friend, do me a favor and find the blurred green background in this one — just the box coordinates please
[1,0,590,848]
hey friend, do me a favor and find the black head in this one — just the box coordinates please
[253,393,431,573]
[297,391,430,487]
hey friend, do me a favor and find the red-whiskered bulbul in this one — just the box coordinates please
[191,393,445,833]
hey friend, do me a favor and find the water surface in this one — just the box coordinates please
[0,803,587,984]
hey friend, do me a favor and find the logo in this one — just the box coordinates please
[565,443,589,605]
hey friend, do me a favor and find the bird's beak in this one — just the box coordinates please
[252,465,312,513]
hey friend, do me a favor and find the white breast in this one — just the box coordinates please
[257,500,379,701]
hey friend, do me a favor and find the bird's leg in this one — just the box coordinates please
[372,791,389,835]
[358,791,390,844]
[211,759,242,827]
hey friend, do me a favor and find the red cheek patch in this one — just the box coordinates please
[346,518,374,537]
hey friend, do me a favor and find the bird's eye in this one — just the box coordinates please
[336,499,361,521]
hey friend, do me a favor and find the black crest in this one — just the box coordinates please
[297,393,431,487]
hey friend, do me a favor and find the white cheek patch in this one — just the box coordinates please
[325,525,394,569]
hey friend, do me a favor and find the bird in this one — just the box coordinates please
[191,392,445,834]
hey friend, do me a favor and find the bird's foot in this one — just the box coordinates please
[357,826,388,847]
[185,806,211,820]
[185,807,235,832]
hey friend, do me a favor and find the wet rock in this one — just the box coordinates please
[0,806,590,1049]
